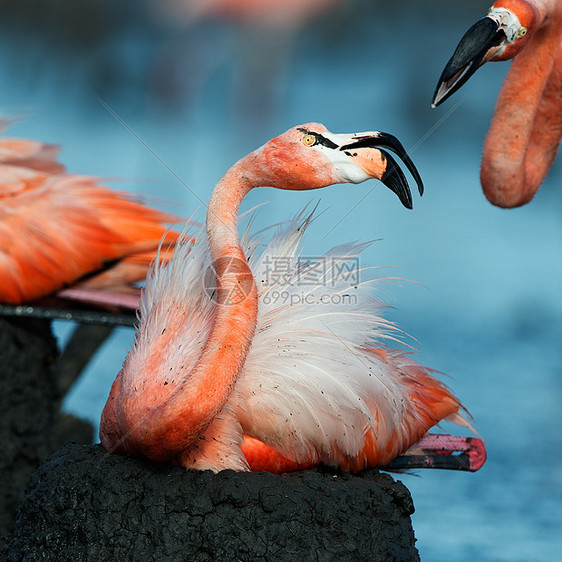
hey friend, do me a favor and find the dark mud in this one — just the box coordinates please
[5,443,419,561]
[1,318,419,561]
[0,318,93,541]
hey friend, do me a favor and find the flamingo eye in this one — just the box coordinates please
[517,27,527,38]
[302,134,317,147]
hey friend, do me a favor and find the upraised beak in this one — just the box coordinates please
[432,16,509,107]
[337,131,424,209]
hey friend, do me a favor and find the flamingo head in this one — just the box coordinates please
[431,0,537,107]
[251,123,423,209]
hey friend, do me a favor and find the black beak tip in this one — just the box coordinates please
[431,81,448,108]
[389,189,413,210]
[431,16,503,107]
[380,150,415,210]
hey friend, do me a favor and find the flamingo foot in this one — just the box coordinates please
[385,433,486,472]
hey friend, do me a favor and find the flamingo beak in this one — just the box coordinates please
[337,132,424,209]
[431,15,510,107]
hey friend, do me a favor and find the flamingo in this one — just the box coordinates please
[0,122,180,308]
[100,123,485,474]
[158,0,346,28]
[0,121,187,405]
[431,0,562,208]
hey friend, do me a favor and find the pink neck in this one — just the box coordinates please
[119,156,260,460]
[482,2,562,207]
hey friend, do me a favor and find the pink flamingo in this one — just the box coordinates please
[0,122,180,307]
[432,0,562,208]
[159,0,345,28]
[100,123,485,473]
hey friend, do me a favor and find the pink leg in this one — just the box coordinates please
[385,433,486,472]
[55,288,141,311]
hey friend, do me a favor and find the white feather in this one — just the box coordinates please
[130,207,420,466]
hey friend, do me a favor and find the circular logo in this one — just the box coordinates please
[202,256,254,306]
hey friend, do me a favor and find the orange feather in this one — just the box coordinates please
[0,124,181,304]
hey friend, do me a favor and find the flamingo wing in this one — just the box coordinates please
[0,171,179,303]
[232,214,473,472]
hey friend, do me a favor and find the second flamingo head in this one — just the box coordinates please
[432,0,539,107]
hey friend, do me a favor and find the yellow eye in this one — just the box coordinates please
[518,27,527,38]
[302,134,316,147]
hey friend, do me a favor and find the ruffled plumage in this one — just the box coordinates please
[129,208,470,471]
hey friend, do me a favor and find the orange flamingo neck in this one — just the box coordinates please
[172,159,259,448]
[481,3,562,207]
[106,157,261,462]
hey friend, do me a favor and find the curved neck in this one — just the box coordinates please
[206,159,254,264]
[128,156,261,460]
[481,4,562,207]
[185,159,259,429]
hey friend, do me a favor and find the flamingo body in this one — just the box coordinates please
[100,123,472,473]
[432,0,562,207]
[0,124,180,304]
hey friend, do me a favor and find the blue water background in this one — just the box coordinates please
[1,1,561,560]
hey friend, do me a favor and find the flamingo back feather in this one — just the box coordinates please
[0,172,179,303]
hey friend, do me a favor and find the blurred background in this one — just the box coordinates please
[1,0,561,560]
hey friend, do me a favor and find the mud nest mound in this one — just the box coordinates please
[0,318,93,541]
[5,442,420,561]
